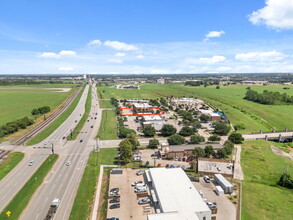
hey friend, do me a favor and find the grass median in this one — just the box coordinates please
[67,86,92,140]
[0,152,24,181]
[0,154,59,220]
[69,148,117,220]
[96,110,118,140]
[27,87,85,145]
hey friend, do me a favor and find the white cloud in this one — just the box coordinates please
[150,68,169,74]
[87,39,102,46]
[40,50,76,59]
[104,40,138,51]
[217,66,232,72]
[59,67,74,71]
[199,56,226,64]
[248,0,293,30]
[115,52,126,57]
[235,51,285,61]
[107,58,123,64]
[136,55,144,59]
[205,31,225,39]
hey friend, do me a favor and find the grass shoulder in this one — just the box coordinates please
[96,110,118,140]
[0,152,24,181]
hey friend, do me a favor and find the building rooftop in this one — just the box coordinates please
[164,144,223,152]
[143,115,163,121]
[147,168,210,220]
[199,109,214,114]
[208,112,220,117]
[133,103,152,108]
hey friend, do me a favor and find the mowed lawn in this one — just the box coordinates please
[97,83,293,133]
[0,85,77,125]
[97,110,118,140]
[241,140,293,220]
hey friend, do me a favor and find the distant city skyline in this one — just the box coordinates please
[0,0,293,74]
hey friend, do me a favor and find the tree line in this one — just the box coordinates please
[0,117,34,138]
[184,80,219,87]
[31,106,51,115]
[0,80,71,86]
[244,89,293,105]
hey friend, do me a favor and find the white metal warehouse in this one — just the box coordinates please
[145,168,211,220]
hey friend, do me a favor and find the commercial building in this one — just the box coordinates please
[172,98,204,106]
[145,168,211,220]
[159,144,223,159]
[208,112,221,121]
[142,115,165,131]
[133,103,153,113]
[157,78,165,84]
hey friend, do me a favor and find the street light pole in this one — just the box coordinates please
[51,143,54,155]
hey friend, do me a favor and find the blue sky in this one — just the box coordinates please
[0,0,293,74]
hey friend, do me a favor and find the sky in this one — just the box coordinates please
[0,0,293,74]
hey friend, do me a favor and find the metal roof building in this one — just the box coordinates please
[146,168,211,220]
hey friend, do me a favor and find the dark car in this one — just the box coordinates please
[109,198,120,203]
[107,218,119,220]
[109,204,120,209]
[80,140,83,143]
[94,117,97,119]
[91,125,93,128]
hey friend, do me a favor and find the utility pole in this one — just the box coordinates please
[70,129,73,139]
[51,143,54,155]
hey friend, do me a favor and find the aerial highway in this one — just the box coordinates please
[0,83,95,218]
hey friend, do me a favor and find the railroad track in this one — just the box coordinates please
[13,86,83,145]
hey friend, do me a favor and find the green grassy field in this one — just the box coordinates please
[0,84,77,125]
[27,87,84,145]
[68,87,92,140]
[69,148,117,220]
[0,154,58,220]
[96,110,118,140]
[97,83,293,133]
[241,140,293,220]
[0,152,24,181]
[99,99,113,108]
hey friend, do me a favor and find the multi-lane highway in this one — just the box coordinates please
[20,83,102,220]
[0,81,102,220]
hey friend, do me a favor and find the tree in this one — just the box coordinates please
[216,85,220,89]
[234,124,246,131]
[223,140,234,155]
[217,148,228,159]
[126,133,140,150]
[208,134,221,142]
[193,147,205,158]
[179,126,196,136]
[204,145,214,158]
[228,132,244,144]
[160,124,177,137]
[118,127,136,138]
[143,126,156,137]
[213,122,231,136]
[277,172,293,189]
[199,114,210,122]
[167,134,186,145]
[31,109,39,115]
[190,134,205,144]
[148,139,160,148]
[119,139,133,162]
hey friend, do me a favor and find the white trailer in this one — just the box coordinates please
[214,174,233,194]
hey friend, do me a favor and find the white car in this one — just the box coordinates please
[136,169,145,176]
[28,161,35,166]
[138,198,151,205]
[131,181,143,186]
[66,161,71,166]
[44,141,48,145]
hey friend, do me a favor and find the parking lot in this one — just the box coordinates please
[193,178,237,220]
[140,149,191,169]
[107,168,153,220]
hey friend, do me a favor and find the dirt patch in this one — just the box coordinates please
[271,146,292,160]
